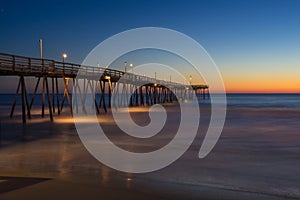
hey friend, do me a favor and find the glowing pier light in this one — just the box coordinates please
[130,63,134,73]
[62,53,67,63]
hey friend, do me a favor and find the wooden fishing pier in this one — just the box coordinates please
[0,53,209,123]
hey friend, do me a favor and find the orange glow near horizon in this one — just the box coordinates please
[188,70,300,94]
[222,73,300,94]
[181,58,300,93]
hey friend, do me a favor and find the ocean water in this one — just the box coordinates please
[226,93,300,109]
[1,93,300,199]
[0,93,300,109]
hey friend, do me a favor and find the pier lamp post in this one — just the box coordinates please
[154,72,157,87]
[130,63,134,73]
[39,39,43,59]
[124,61,127,73]
[62,53,67,63]
[39,39,43,71]
[62,53,67,75]
[188,75,193,100]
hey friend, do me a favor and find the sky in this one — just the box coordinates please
[0,0,299,93]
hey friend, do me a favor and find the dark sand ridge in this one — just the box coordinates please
[0,104,299,200]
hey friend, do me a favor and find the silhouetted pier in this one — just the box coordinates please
[0,53,209,123]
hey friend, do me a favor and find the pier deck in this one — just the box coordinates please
[0,53,209,123]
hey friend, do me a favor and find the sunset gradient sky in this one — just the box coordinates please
[0,0,299,93]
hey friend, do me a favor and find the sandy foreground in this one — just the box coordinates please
[0,104,300,200]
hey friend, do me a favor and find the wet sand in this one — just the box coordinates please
[0,104,300,200]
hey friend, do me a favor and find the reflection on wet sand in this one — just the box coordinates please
[0,105,300,199]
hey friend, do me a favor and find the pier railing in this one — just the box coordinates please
[0,53,208,89]
[0,53,97,77]
[0,52,209,123]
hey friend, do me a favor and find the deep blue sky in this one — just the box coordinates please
[0,0,300,92]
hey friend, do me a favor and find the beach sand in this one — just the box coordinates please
[0,104,299,200]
